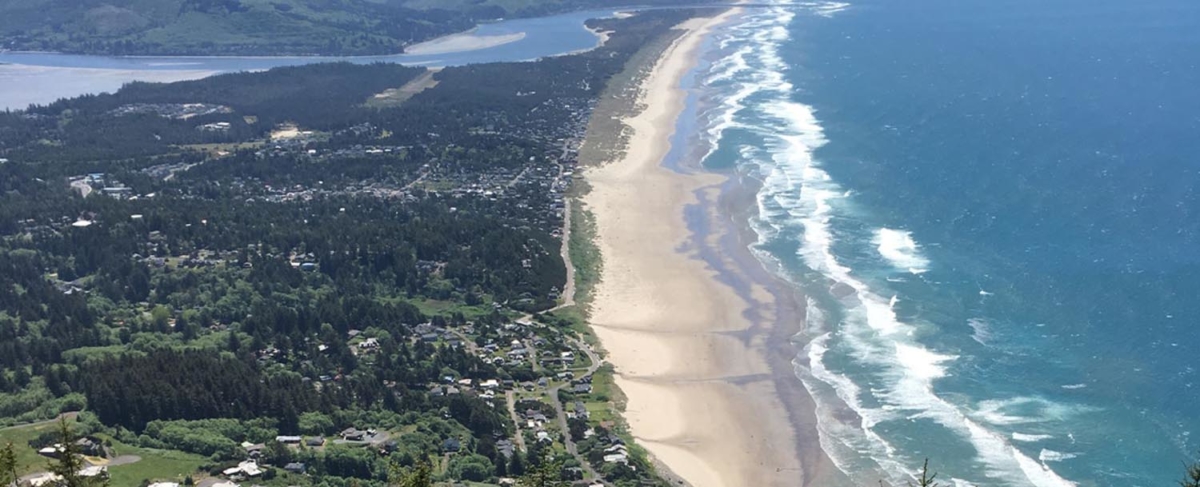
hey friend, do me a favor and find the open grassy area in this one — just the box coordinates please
[364,68,441,109]
[103,440,208,487]
[0,418,207,485]
[566,203,601,312]
[0,418,63,476]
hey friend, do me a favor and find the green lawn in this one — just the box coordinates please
[0,419,207,486]
[103,440,208,487]
[0,418,62,476]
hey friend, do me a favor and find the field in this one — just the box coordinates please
[0,417,207,486]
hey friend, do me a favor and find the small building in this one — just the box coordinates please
[284,462,307,474]
[340,427,362,441]
[442,437,461,453]
[223,460,262,478]
[275,436,302,444]
[305,437,326,447]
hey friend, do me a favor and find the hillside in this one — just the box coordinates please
[0,0,703,56]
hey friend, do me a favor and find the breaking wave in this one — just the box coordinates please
[696,4,1079,486]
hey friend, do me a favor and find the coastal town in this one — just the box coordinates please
[0,7,709,487]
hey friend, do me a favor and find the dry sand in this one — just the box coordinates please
[403,31,526,56]
[584,9,812,487]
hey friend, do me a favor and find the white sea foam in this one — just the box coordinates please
[968,318,994,345]
[1013,433,1055,443]
[875,228,930,274]
[1038,450,1078,462]
[806,1,852,18]
[701,4,1081,486]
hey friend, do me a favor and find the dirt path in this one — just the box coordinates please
[557,199,576,309]
[505,391,528,453]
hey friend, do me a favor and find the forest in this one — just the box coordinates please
[0,8,696,487]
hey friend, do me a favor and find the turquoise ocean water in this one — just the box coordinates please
[696,1,1200,485]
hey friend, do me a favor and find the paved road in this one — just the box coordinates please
[549,334,603,482]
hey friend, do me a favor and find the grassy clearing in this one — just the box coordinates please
[177,141,265,155]
[0,418,62,476]
[0,418,207,485]
[103,440,208,487]
[566,203,601,312]
[365,68,442,109]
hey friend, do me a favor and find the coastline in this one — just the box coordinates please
[582,8,836,487]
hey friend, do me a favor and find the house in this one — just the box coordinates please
[535,431,551,443]
[442,437,462,453]
[341,428,365,441]
[275,436,302,444]
[242,443,265,458]
[305,437,326,447]
[25,473,63,487]
[496,439,515,458]
[358,337,380,350]
[284,462,307,474]
[76,436,106,457]
[572,383,592,394]
[78,466,106,478]
[148,483,181,487]
[480,379,500,389]
[223,460,263,478]
[603,453,628,464]
[37,444,65,459]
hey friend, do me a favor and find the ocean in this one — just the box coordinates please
[695,1,1200,485]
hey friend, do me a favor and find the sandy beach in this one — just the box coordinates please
[403,31,527,56]
[583,9,830,487]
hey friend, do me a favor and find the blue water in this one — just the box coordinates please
[0,9,614,109]
[697,1,1200,485]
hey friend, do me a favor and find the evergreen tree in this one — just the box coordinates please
[518,452,562,487]
[0,442,18,487]
[388,459,432,487]
[1182,454,1200,487]
[908,459,939,487]
[49,419,109,487]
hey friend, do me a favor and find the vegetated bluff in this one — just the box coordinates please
[0,0,702,56]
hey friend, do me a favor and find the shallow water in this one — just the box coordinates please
[0,9,614,110]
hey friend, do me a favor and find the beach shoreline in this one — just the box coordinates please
[582,8,837,487]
